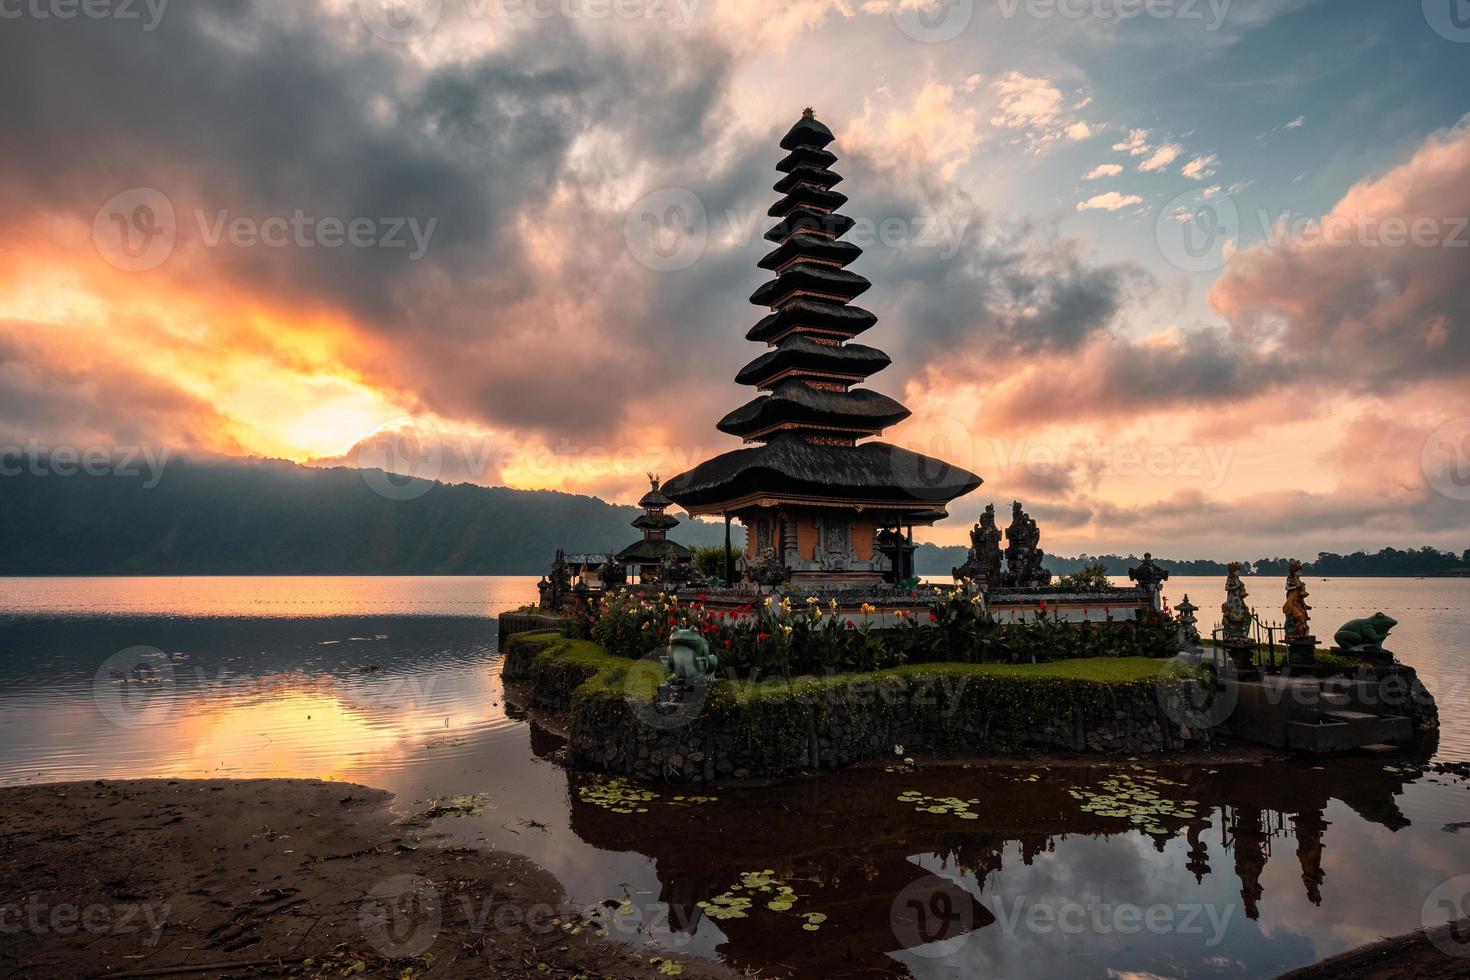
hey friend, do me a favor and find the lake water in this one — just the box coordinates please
[2,575,1468,977]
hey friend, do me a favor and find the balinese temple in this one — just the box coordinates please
[663,110,982,586]
[615,475,693,583]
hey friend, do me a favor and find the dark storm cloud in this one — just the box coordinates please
[0,0,745,439]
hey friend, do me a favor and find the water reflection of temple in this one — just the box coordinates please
[527,731,1426,977]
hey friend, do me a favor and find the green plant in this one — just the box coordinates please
[1059,561,1114,590]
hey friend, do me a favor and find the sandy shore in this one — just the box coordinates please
[0,779,735,979]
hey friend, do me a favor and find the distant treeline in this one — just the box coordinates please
[914,544,1470,579]
[0,456,732,576]
[3,454,1464,579]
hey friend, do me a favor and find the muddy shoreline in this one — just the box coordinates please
[0,779,734,979]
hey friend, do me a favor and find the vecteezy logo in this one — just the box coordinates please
[93,646,176,729]
[93,188,177,272]
[624,188,708,272]
[356,419,445,501]
[358,0,443,43]
[1422,417,1470,502]
[893,0,974,43]
[890,875,977,957]
[1155,658,1238,733]
[1155,189,1240,273]
[887,413,979,501]
[359,875,442,958]
[1422,874,1470,957]
[1423,0,1470,42]
[623,645,710,733]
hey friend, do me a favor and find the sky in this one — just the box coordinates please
[2,0,1469,559]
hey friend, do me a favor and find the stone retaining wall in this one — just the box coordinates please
[502,633,1216,784]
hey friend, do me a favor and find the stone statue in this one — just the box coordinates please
[659,552,699,587]
[1282,559,1312,642]
[1129,553,1170,612]
[1003,501,1051,588]
[1221,562,1252,643]
[602,558,627,588]
[541,549,572,610]
[665,628,719,685]
[750,546,790,588]
[953,504,1004,588]
[1333,613,1398,658]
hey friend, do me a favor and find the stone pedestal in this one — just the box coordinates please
[1285,636,1318,674]
[1332,644,1393,666]
[1224,638,1258,678]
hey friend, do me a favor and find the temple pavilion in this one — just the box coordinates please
[663,110,982,586]
[616,475,693,583]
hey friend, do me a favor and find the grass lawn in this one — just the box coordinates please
[510,632,1175,704]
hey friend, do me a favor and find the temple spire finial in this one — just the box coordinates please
[802,106,815,119]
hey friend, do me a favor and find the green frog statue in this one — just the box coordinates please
[1333,613,1398,659]
[665,628,719,686]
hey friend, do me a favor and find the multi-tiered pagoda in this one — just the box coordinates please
[663,110,982,586]
[616,475,694,583]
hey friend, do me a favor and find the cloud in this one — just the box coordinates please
[1182,154,1219,180]
[1259,115,1307,140]
[987,71,1095,151]
[847,80,985,179]
[1077,192,1144,212]
[1210,114,1470,391]
[1112,129,1151,156]
[1084,164,1123,180]
[990,71,1066,130]
[1138,144,1182,172]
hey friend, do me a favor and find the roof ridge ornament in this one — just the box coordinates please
[802,107,815,119]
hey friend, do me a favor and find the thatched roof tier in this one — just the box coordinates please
[776,145,838,174]
[631,512,679,531]
[772,166,843,195]
[637,484,673,508]
[764,206,855,244]
[614,538,693,564]
[757,234,862,273]
[735,337,890,389]
[750,265,871,308]
[768,185,848,218]
[662,436,982,514]
[717,381,910,440]
[746,300,877,343]
[780,113,836,151]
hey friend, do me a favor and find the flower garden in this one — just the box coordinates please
[577,587,1183,678]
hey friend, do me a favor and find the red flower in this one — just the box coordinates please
[757,632,770,642]
[929,612,938,623]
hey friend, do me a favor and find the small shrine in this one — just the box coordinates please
[663,110,982,586]
[616,475,695,584]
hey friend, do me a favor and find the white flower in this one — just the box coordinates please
[894,744,905,756]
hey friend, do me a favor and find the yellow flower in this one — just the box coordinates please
[860,603,877,615]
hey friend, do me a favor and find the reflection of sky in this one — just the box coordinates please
[2,577,1469,978]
